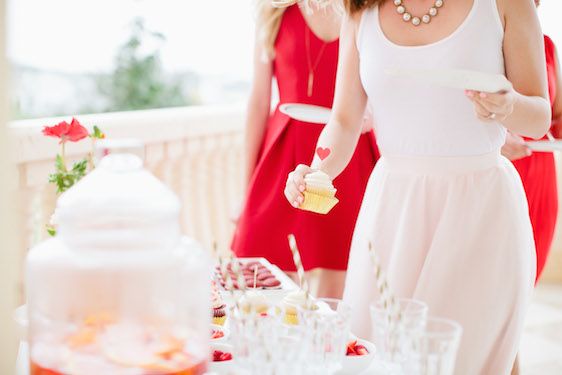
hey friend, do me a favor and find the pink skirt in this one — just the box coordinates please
[343,151,535,375]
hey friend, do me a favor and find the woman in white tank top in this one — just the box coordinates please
[284,0,551,373]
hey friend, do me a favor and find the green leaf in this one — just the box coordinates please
[46,225,57,237]
[48,158,89,194]
[91,125,104,139]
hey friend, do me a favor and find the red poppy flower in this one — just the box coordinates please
[42,118,89,143]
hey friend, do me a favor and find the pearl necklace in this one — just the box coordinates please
[394,0,444,27]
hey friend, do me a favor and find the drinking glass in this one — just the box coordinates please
[230,306,310,375]
[404,317,463,375]
[298,298,351,374]
[370,298,429,371]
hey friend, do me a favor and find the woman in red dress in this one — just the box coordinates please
[502,4,561,284]
[232,1,378,297]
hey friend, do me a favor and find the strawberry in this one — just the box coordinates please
[346,340,358,355]
[211,330,224,340]
[212,350,223,361]
[220,352,233,361]
[346,341,370,356]
[355,345,369,356]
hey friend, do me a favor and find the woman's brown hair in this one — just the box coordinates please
[344,0,385,14]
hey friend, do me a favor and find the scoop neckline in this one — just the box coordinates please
[296,5,339,44]
[374,0,478,49]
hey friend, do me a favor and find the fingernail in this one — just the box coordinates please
[293,201,299,208]
[298,196,304,204]
[479,92,487,98]
[299,185,305,192]
[465,91,473,97]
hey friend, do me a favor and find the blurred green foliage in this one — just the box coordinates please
[99,18,189,112]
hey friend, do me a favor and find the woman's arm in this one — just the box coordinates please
[284,14,366,207]
[551,46,562,137]
[310,14,367,177]
[244,35,274,189]
[468,0,551,139]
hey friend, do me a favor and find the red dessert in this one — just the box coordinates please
[211,329,224,340]
[215,260,282,290]
[346,341,370,356]
[212,350,233,362]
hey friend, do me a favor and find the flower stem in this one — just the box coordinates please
[61,141,68,172]
[88,138,96,171]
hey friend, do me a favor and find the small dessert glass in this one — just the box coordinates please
[230,305,310,375]
[403,317,463,375]
[297,298,352,375]
[370,298,429,372]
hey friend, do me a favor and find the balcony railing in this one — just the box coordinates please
[10,105,245,262]
[9,105,562,284]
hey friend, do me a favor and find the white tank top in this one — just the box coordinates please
[357,0,506,156]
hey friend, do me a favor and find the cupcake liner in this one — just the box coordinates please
[213,315,227,326]
[284,313,299,326]
[305,185,336,197]
[299,191,339,215]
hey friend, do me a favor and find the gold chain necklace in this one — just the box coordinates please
[305,27,328,97]
[394,0,445,27]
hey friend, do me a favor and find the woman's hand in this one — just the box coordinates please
[284,164,314,208]
[465,89,516,123]
[501,132,532,161]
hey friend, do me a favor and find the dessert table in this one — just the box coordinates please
[16,258,388,375]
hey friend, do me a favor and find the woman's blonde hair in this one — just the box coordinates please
[255,1,346,60]
[255,1,287,61]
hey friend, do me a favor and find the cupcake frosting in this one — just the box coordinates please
[283,290,310,308]
[240,290,269,313]
[305,170,335,190]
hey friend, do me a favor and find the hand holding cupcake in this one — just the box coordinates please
[285,164,339,215]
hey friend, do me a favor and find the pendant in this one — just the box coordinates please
[307,71,314,97]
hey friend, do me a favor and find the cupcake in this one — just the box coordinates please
[212,281,227,326]
[239,290,269,315]
[299,170,339,214]
[281,290,317,325]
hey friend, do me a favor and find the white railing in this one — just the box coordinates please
[10,105,246,262]
[9,105,562,284]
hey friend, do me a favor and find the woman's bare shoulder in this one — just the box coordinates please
[497,0,537,24]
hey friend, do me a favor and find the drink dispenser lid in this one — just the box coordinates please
[55,153,181,250]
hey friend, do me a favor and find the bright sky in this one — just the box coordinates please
[7,0,256,78]
[7,0,562,79]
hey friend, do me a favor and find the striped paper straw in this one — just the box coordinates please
[367,242,403,357]
[368,242,401,320]
[218,256,235,295]
[287,234,312,308]
[231,258,247,292]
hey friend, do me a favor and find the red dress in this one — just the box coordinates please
[232,5,379,272]
[512,35,559,282]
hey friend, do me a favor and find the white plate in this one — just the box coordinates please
[279,103,332,124]
[385,68,513,93]
[525,140,562,152]
[337,339,377,375]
